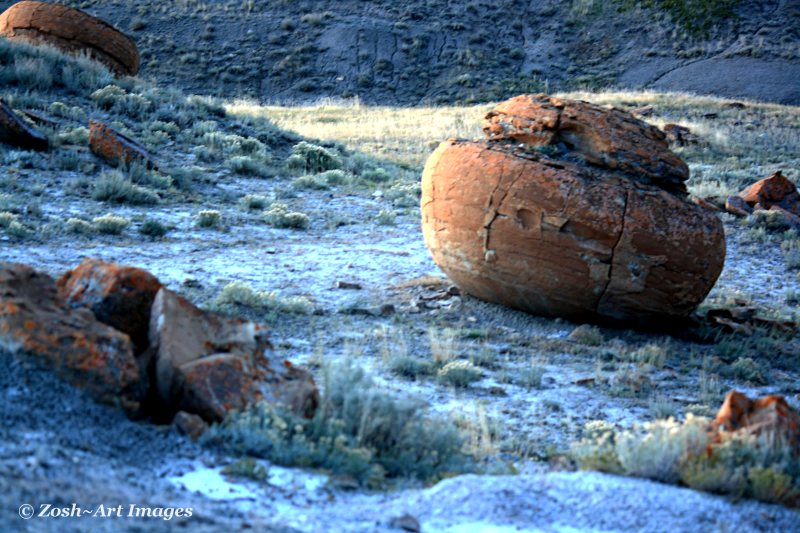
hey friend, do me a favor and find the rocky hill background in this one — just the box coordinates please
[9,0,799,105]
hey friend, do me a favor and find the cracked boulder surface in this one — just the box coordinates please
[0,262,143,414]
[421,94,725,326]
[0,1,139,76]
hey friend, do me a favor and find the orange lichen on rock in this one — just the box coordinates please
[58,257,163,353]
[0,1,140,75]
[0,262,142,414]
[88,120,157,169]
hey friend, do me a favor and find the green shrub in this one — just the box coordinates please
[240,194,270,210]
[287,141,342,174]
[196,210,221,228]
[263,203,309,230]
[214,281,313,314]
[0,211,17,228]
[572,415,800,507]
[92,214,130,235]
[375,209,396,226]
[66,218,95,235]
[292,174,329,190]
[361,167,392,183]
[205,359,472,485]
[227,155,268,176]
[437,360,483,388]
[92,171,159,205]
[388,356,435,379]
[569,324,605,346]
[731,357,766,384]
[139,219,169,238]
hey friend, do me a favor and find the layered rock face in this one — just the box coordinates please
[422,94,726,325]
[0,1,140,76]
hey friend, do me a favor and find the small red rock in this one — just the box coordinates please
[173,411,208,440]
[88,119,156,169]
[712,390,800,452]
[724,195,753,217]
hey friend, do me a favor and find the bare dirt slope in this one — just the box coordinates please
[3,0,797,105]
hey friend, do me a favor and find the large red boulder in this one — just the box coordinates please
[422,94,725,325]
[149,288,319,423]
[736,171,799,216]
[0,263,142,414]
[57,258,163,354]
[0,1,140,76]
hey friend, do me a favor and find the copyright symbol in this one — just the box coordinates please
[18,504,34,519]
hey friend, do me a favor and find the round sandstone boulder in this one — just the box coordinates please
[0,1,140,76]
[421,94,726,326]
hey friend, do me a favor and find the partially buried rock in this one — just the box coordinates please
[737,171,799,216]
[149,288,319,423]
[712,390,799,453]
[0,99,48,151]
[0,1,140,76]
[0,263,142,414]
[88,119,157,169]
[422,94,725,326]
[58,258,163,354]
[173,411,208,440]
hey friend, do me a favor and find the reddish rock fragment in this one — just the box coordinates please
[0,262,142,414]
[149,288,318,423]
[712,390,800,452]
[173,411,207,440]
[737,171,800,216]
[0,99,48,151]
[57,258,163,354]
[88,119,156,169]
[0,1,140,75]
[661,123,699,147]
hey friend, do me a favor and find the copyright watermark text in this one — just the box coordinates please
[18,503,192,521]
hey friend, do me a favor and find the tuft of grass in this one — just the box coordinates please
[205,359,472,486]
[262,203,310,230]
[92,214,130,235]
[569,324,605,346]
[388,356,435,380]
[66,218,95,235]
[92,171,159,205]
[196,210,222,228]
[227,155,269,176]
[139,219,169,238]
[437,360,483,388]
[214,281,313,315]
[287,141,342,174]
[240,194,270,210]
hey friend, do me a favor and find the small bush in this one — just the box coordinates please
[437,360,482,388]
[196,210,221,228]
[214,281,314,315]
[66,218,95,235]
[361,167,392,183]
[92,171,159,205]
[292,174,329,190]
[227,155,268,176]
[92,214,129,235]
[0,211,17,228]
[263,203,309,230]
[318,169,350,186]
[205,359,472,485]
[240,194,269,210]
[139,219,168,238]
[731,357,766,384]
[388,356,435,379]
[287,141,342,174]
[569,324,605,346]
[375,209,396,226]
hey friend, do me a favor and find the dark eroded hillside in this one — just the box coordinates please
[5,0,797,105]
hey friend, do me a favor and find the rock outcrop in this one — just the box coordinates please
[422,94,726,326]
[0,1,140,76]
[88,120,157,169]
[0,98,48,151]
[0,263,143,414]
[0,260,318,428]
